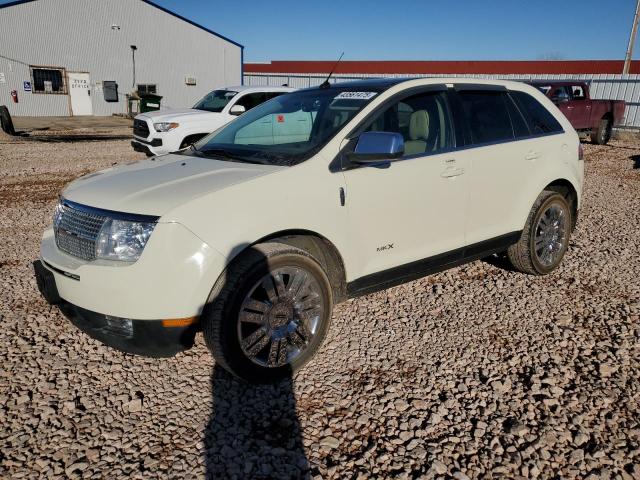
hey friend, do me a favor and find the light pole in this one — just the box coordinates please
[623,0,640,74]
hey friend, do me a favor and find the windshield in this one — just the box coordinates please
[193,89,238,112]
[191,88,379,166]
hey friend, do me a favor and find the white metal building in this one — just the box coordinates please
[0,0,243,117]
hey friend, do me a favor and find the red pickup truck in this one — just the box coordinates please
[529,81,625,145]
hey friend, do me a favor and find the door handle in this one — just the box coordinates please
[525,151,541,161]
[441,167,464,178]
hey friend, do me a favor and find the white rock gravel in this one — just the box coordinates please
[1,132,639,479]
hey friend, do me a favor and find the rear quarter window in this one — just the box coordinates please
[510,91,564,135]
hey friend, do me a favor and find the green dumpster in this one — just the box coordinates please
[138,93,163,113]
[127,94,140,116]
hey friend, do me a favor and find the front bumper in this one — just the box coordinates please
[132,136,164,156]
[40,223,225,320]
[34,260,198,357]
[131,140,155,156]
[132,129,180,156]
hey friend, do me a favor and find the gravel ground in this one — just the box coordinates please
[1,131,639,479]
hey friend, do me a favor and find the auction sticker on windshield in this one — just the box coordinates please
[335,91,377,100]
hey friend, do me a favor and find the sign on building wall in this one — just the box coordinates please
[23,81,31,92]
[0,72,6,84]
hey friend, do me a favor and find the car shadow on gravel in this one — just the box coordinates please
[203,367,309,479]
[631,154,640,169]
[201,245,311,479]
[481,253,518,272]
[22,134,132,142]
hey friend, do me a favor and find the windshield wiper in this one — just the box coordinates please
[198,148,271,165]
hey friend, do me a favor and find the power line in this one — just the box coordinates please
[624,0,640,75]
[0,53,31,67]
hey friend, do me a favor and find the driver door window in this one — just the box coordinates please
[553,86,581,126]
[365,92,454,157]
[233,92,267,112]
[551,86,572,102]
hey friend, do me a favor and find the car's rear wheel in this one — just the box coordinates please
[202,242,333,383]
[592,117,612,145]
[507,191,572,275]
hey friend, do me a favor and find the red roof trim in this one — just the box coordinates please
[244,60,640,75]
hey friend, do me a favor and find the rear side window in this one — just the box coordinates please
[505,95,530,138]
[511,91,563,135]
[571,85,586,99]
[458,91,514,144]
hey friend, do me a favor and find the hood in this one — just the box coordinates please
[138,108,223,122]
[62,154,284,217]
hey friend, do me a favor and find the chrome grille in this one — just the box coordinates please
[54,203,106,261]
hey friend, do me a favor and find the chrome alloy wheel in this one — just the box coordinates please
[237,266,324,368]
[534,203,568,268]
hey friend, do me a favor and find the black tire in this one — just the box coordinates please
[591,117,612,145]
[507,191,572,275]
[179,134,206,149]
[0,106,15,136]
[202,242,333,383]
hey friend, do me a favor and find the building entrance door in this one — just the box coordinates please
[68,72,93,116]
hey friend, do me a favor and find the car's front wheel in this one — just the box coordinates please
[507,191,572,275]
[202,242,333,383]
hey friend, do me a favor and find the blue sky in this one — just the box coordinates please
[151,0,639,62]
[2,0,638,62]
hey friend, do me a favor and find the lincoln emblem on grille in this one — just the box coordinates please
[60,228,79,237]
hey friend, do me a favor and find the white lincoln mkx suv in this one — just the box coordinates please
[36,78,583,383]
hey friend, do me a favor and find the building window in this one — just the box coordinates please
[137,84,157,94]
[30,66,67,94]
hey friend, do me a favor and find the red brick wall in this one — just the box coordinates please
[244,60,640,75]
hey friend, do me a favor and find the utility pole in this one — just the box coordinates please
[130,45,137,88]
[624,0,640,74]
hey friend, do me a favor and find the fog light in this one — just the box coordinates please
[104,316,134,338]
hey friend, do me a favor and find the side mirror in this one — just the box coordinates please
[229,104,246,116]
[551,94,569,104]
[347,131,404,164]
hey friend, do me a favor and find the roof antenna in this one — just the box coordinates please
[319,52,344,89]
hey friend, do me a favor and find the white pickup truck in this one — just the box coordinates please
[132,85,294,156]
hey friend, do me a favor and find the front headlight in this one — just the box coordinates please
[53,202,63,228]
[153,122,179,132]
[95,219,156,262]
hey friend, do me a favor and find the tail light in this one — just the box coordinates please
[578,143,584,161]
